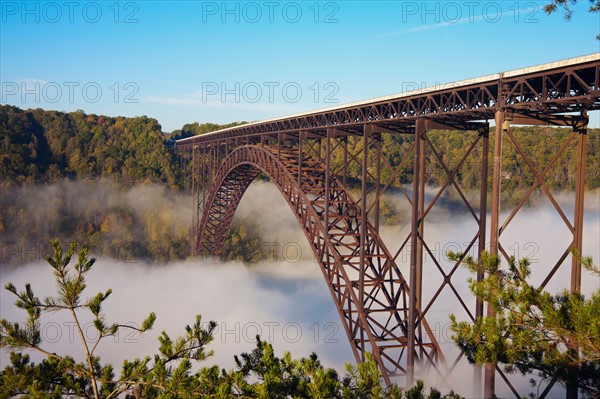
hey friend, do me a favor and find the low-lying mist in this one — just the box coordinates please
[0,179,193,264]
[1,180,598,397]
[0,257,354,374]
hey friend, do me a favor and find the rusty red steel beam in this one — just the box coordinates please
[196,144,443,385]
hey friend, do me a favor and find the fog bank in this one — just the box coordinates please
[1,181,598,397]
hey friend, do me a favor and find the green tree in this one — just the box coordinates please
[0,239,217,398]
[448,251,600,398]
[544,0,600,38]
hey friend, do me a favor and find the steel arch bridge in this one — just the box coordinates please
[176,54,600,398]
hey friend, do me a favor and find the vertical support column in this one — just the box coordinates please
[567,114,588,399]
[215,142,222,171]
[192,145,199,256]
[571,117,587,293]
[211,143,217,192]
[475,126,489,396]
[487,110,508,399]
[325,129,332,266]
[201,145,207,234]
[278,133,282,161]
[408,119,425,385]
[218,142,224,170]
[359,125,370,361]
[209,144,214,186]
[193,144,206,257]
[318,138,323,163]
[298,132,304,188]
[200,145,205,256]
[199,144,212,257]
[416,124,426,342]
[343,137,348,187]
[374,134,382,232]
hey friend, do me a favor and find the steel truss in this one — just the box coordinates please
[195,142,444,386]
[176,55,600,398]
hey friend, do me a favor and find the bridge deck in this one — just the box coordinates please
[177,53,599,147]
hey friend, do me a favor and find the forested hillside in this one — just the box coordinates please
[0,106,247,264]
[1,105,181,186]
[1,105,598,264]
[3,105,597,191]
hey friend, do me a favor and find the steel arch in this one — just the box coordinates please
[197,144,443,385]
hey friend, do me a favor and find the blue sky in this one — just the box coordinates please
[1,0,599,131]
